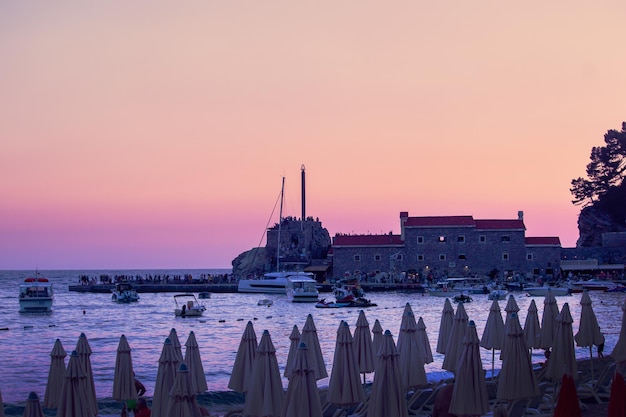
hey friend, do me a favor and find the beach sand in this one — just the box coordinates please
[1,356,617,416]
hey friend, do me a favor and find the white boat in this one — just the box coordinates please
[286,275,319,302]
[238,271,315,294]
[19,275,54,313]
[488,288,508,300]
[525,285,570,297]
[427,280,462,297]
[174,294,206,317]
[569,278,617,293]
[111,282,140,303]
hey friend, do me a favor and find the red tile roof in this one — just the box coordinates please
[403,216,475,227]
[474,219,525,230]
[333,234,404,246]
[525,237,561,245]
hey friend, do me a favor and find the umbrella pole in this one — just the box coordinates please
[491,348,495,379]
[589,346,594,384]
[362,372,366,389]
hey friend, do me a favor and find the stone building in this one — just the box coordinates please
[331,211,561,281]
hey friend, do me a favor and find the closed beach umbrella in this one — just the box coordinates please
[539,288,559,350]
[416,317,433,364]
[496,313,538,402]
[504,294,520,315]
[449,321,489,417]
[397,311,428,389]
[169,328,185,364]
[611,297,626,363]
[523,299,542,352]
[57,350,92,417]
[396,302,414,352]
[74,333,98,417]
[575,290,605,381]
[300,314,328,380]
[442,302,468,373]
[545,303,577,382]
[243,330,284,417]
[371,319,383,359]
[368,330,408,417]
[228,321,258,392]
[607,371,626,417]
[353,310,375,385]
[553,373,582,417]
[43,338,67,408]
[436,298,455,354]
[23,392,45,417]
[284,325,301,379]
[112,334,137,403]
[184,331,208,394]
[281,342,323,417]
[327,321,365,406]
[165,363,203,417]
[152,337,181,417]
[480,299,505,378]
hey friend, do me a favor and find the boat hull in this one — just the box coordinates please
[525,287,570,296]
[19,298,53,313]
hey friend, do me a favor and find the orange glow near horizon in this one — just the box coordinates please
[1,1,624,269]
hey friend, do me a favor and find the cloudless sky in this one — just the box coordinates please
[1,1,625,270]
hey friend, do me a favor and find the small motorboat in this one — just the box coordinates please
[111,282,140,303]
[315,299,344,308]
[488,289,508,301]
[19,275,54,313]
[258,299,273,307]
[174,294,206,317]
[453,293,473,303]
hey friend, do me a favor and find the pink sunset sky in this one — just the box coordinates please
[1,2,625,270]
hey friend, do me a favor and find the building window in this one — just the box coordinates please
[374,254,381,261]
[527,253,533,260]
[417,236,424,244]
[439,254,446,261]
[502,253,509,261]
[396,254,403,261]
[417,254,424,261]
[501,235,510,242]
[439,236,447,243]
[532,268,540,275]
[458,235,465,243]
[354,255,361,262]
[479,235,486,243]
[458,254,466,260]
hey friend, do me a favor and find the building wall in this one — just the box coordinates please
[331,245,404,279]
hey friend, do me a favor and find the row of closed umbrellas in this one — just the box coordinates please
[3,288,626,416]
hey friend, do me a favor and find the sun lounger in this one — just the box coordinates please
[576,362,616,403]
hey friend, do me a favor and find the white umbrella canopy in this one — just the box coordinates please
[327,321,365,406]
[371,319,383,358]
[56,350,92,417]
[112,334,137,403]
[43,338,67,408]
[300,314,328,380]
[74,333,98,417]
[523,299,542,350]
[416,317,434,364]
[496,313,539,402]
[436,298,455,354]
[610,297,626,363]
[442,302,468,373]
[169,328,185,364]
[449,321,490,417]
[228,320,258,392]
[397,302,414,351]
[545,303,578,382]
[165,363,203,417]
[539,288,560,350]
[152,337,181,417]
[243,330,285,417]
[184,331,208,394]
[504,294,520,316]
[575,290,605,382]
[166,363,202,417]
[23,392,45,417]
[284,325,301,379]
[397,311,428,389]
[353,310,375,384]
[368,330,409,417]
[281,342,323,417]
[480,299,505,378]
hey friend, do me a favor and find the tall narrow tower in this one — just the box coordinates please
[301,164,306,222]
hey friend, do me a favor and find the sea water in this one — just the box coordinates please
[0,269,624,415]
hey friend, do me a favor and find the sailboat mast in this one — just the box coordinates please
[277,176,285,272]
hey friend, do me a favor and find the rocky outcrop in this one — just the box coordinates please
[577,206,626,247]
[231,247,267,279]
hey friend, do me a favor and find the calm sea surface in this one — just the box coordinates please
[1,269,625,408]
